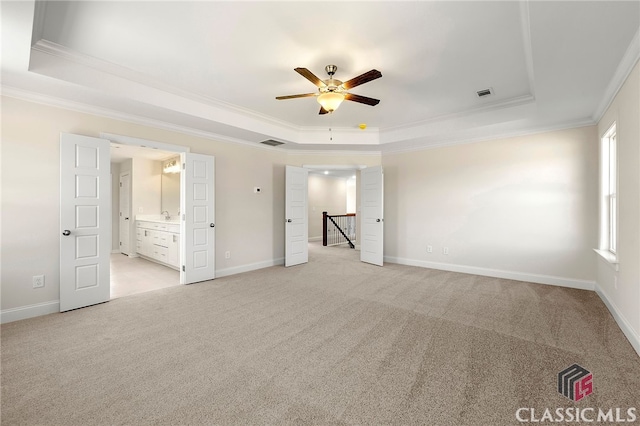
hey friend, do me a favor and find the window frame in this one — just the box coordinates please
[601,123,618,256]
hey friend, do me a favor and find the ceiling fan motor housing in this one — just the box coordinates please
[325,64,338,76]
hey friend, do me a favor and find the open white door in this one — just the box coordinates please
[181,153,215,284]
[60,133,111,311]
[360,166,384,266]
[285,165,308,267]
[118,172,131,255]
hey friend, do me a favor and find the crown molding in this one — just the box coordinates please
[286,149,382,156]
[592,28,640,123]
[0,85,285,153]
[380,94,535,144]
[30,39,301,134]
[380,119,596,155]
[2,85,596,157]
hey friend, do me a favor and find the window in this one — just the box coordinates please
[601,123,617,255]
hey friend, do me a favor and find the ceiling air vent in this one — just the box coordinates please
[260,139,285,147]
[476,88,493,98]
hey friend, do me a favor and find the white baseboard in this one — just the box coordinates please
[111,249,120,254]
[1,258,286,323]
[308,236,323,242]
[595,283,640,357]
[216,257,285,278]
[1,300,59,324]
[384,256,595,291]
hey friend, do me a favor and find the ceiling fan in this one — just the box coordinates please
[276,65,382,114]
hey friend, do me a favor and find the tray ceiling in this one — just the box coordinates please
[2,1,639,152]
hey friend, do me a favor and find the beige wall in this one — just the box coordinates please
[596,61,640,351]
[308,174,347,240]
[383,126,599,284]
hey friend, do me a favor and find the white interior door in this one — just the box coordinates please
[60,133,111,311]
[285,165,308,267]
[181,153,215,284]
[119,172,131,255]
[360,165,384,266]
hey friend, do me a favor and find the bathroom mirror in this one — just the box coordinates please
[161,158,181,216]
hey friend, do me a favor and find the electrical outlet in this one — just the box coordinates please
[225,251,231,259]
[443,247,449,255]
[427,245,433,253]
[33,275,45,288]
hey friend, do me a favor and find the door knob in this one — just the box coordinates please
[376,219,381,222]
[287,219,292,223]
[62,230,71,236]
[210,223,215,227]
[125,217,129,220]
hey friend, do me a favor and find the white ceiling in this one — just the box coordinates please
[2,1,639,152]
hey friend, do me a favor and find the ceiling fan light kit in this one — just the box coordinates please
[317,91,345,112]
[276,64,382,115]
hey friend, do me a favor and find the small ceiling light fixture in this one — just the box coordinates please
[324,171,329,175]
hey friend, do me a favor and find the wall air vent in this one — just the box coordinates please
[476,88,493,98]
[260,139,285,147]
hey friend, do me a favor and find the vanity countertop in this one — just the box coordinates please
[136,215,180,225]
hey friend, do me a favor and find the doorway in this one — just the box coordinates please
[294,164,384,267]
[60,132,216,311]
[110,143,183,298]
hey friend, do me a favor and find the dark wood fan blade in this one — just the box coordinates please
[342,69,382,90]
[319,106,330,115]
[276,93,317,100]
[295,68,327,87]
[345,93,380,106]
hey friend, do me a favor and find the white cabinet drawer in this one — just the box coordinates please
[136,219,180,269]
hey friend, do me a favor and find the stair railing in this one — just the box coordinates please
[322,212,356,249]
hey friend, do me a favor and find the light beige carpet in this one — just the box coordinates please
[2,244,639,425]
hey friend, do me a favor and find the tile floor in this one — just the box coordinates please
[110,253,180,299]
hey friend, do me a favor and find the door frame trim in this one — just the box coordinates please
[101,133,191,154]
[118,170,132,256]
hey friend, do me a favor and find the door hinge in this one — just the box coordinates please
[182,163,186,170]
[120,182,122,187]
[119,242,122,246]
[182,265,185,272]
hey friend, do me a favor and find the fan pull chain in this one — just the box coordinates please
[329,127,333,141]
